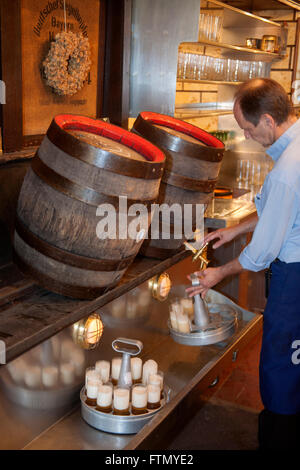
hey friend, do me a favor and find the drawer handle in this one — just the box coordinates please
[209,376,219,388]
[232,350,238,362]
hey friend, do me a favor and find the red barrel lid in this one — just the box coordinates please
[54,114,165,163]
[139,111,224,149]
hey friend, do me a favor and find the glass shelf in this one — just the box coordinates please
[175,103,233,118]
[182,40,283,62]
[207,0,281,29]
[175,111,233,119]
[177,79,242,86]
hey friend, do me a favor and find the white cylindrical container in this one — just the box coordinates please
[24,365,42,388]
[113,387,130,415]
[96,384,113,413]
[85,367,101,389]
[142,359,158,385]
[148,373,161,389]
[42,365,59,388]
[86,377,101,406]
[180,297,194,318]
[176,313,191,333]
[169,310,178,330]
[171,300,183,316]
[131,357,142,383]
[60,362,75,385]
[149,372,164,399]
[132,385,148,415]
[7,358,26,383]
[111,357,122,385]
[95,360,110,384]
[147,384,161,409]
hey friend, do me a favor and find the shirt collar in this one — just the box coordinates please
[266,119,300,162]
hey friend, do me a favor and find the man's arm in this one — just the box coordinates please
[203,213,258,250]
[187,177,298,298]
[186,257,244,298]
[186,213,257,298]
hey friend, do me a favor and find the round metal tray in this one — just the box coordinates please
[0,370,82,410]
[169,303,238,346]
[80,385,171,435]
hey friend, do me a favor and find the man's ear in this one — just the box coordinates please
[261,113,276,129]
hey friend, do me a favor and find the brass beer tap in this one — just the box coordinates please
[184,239,211,329]
[184,240,209,270]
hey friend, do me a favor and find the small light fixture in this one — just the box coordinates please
[148,272,171,301]
[72,313,103,350]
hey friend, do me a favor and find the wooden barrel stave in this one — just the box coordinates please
[17,170,148,260]
[14,233,124,288]
[38,136,161,201]
[164,150,222,181]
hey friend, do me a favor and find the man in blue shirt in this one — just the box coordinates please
[186,78,300,450]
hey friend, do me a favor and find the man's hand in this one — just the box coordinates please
[186,258,244,298]
[186,267,224,298]
[202,226,239,250]
[202,213,258,250]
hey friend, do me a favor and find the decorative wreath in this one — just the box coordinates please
[42,31,91,96]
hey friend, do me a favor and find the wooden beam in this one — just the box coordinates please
[96,0,107,118]
[103,0,132,127]
[0,0,23,152]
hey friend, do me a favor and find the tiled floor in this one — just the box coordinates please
[167,330,264,450]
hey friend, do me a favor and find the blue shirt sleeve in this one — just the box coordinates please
[238,177,298,272]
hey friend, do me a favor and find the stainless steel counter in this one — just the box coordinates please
[205,196,256,229]
[0,194,260,450]
[0,257,262,450]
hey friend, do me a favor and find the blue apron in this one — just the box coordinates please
[260,259,300,414]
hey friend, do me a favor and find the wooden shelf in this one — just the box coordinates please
[0,250,191,363]
[0,147,37,165]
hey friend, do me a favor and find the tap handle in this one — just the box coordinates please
[184,240,209,268]
[192,242,209,264]
[112,337,143,356]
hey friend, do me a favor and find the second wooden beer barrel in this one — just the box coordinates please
[13,114,165,299]
[132,112,225,259]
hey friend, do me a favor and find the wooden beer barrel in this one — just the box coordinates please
[13,114,165,299]
[132,112,225,259]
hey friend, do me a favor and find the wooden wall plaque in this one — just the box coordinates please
[22,0,100,137]
[0,0,105,153]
